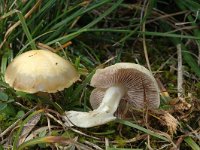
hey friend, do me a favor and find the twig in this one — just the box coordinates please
[47,116,51,135]
[84,141,103,150]
[14,102,30,110]
[45,113,66,128]
[105,137,109,150]
[177,44,184,98]
[147,135,154,150]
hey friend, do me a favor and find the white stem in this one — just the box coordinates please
[62,85,126,128]
[96,85,126,114]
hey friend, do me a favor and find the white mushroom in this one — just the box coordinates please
[5,50,79,93]
[63,63,160,128]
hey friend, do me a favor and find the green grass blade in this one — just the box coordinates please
[50,0,112,30]
[17,12,36,50]
[138,31,200,40]
[184,0,200,11]
[184,136,200,150]
[43,0,112,42]
[46,0,123,46]
[116,119,169,142]
[82,0,123,30]
[1,53,8,77]
[18,30,54,55]
[68,28,200,40]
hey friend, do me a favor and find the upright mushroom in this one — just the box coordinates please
[5,50,79,93]
[63,63,160,128]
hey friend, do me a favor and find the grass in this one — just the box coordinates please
[0,0,200,149]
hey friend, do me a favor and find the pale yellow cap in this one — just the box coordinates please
[5,50,79,93]
[90,63,160,108]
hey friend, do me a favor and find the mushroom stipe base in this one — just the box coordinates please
[63,111,116,128]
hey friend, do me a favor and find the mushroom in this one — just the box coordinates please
[5,50,79,93]
[63,63,160,128]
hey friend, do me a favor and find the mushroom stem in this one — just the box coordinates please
[96,85,126,114]
[63,85,126,128]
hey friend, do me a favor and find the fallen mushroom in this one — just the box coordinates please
[63,63,160,128]
[5,50,79,93]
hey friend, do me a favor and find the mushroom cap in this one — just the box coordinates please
[90,63,160,108]
[5,50,79,93]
